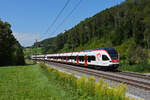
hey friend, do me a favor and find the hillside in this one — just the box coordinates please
[31,0,150,66]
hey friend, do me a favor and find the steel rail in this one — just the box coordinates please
[115,71,150,80]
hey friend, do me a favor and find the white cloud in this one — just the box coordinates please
[12,32,43,47]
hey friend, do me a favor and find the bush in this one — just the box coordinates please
[40,63,136,100]
[119,63,150,73]
[126,45,148,65]
[40,62,47,69]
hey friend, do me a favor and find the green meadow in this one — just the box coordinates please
[0,64,78,100]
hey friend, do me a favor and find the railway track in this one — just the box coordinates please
[46,61,150,91]
[114,71,150,80]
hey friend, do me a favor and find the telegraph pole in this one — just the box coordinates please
[35,39,38,62]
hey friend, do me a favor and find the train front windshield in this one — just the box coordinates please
[106,49,118,59]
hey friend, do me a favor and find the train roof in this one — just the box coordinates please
[39,48,116,56]
[83,48,115,52]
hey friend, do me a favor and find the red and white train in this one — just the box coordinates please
[32,48,119,70]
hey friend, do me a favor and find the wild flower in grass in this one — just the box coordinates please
[95,78,105,94]
[99,77,104,86]
[86,76,96,96]
[76,75,88,95]
[47,67,52,71]
[40,62,47,69]
[115,83,128,98]
[72,78,77,88]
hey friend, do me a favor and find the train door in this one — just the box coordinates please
[77,56,79,64]
[84,55,88,66]
[102,55,110,66]
[96,53,102,65]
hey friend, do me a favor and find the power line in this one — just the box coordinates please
[44,0,71,34]
[52,0,83,35]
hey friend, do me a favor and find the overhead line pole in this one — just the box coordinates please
[35,39,38,62]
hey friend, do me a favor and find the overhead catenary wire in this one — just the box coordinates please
[38,0,83,43]
[44,0,71,34]
[51,0,83,35]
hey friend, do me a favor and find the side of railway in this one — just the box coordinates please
[43,62,149,100]
[45,62,150,91]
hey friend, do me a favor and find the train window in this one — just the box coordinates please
[73,56,76,60]
[68,56,71,60]
[107,50,118,59]
[74,56,76,61]
[82,56,84,61]
[88,56,96,62]
[79,56,81,61]
[91,56,95,61]
[102,55,109,61]
[78,56,84,62]
[71,56,73,59]
[88,56,91,62]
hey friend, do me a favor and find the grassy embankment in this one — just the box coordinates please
[0,63,78,100]
[40,62,136,100]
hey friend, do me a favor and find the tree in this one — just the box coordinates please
[0,19,25,66]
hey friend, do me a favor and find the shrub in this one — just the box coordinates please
[40,63,136,100]
[40,62,47,69]
[119,63,150,73]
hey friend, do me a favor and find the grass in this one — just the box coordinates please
[0,64,78,100]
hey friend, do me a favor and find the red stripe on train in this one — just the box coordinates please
[112,59,119,62]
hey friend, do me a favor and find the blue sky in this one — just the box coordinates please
[0,0,125,47]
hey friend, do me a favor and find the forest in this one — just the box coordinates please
[31,0,150,71]
[0,19,25,66]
